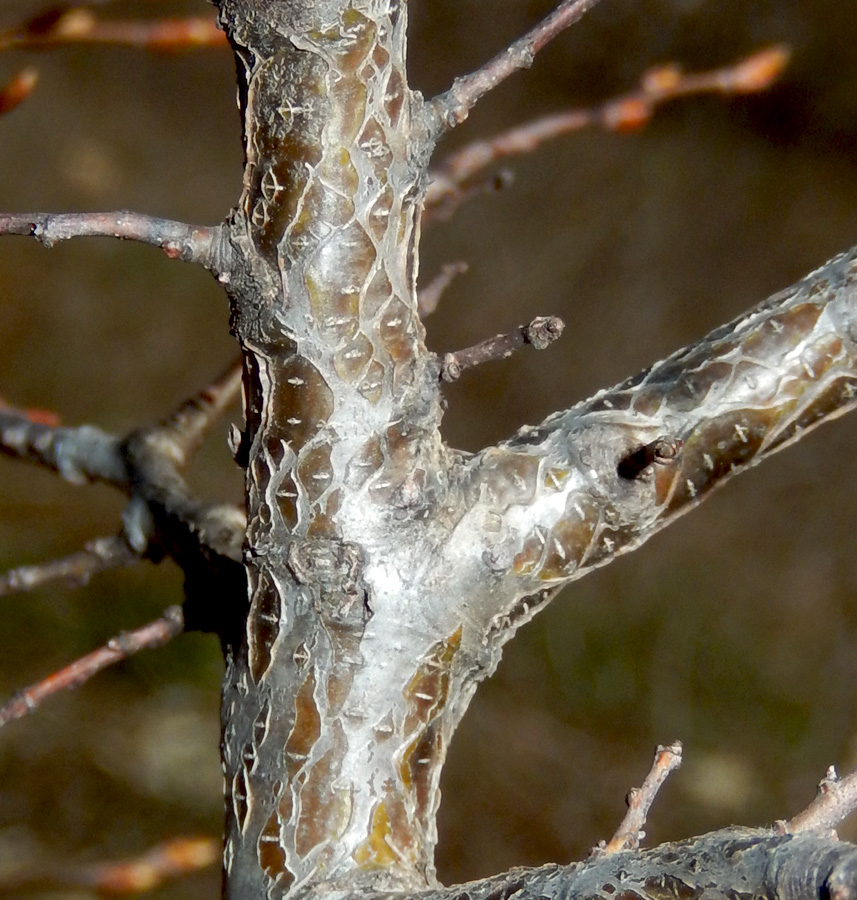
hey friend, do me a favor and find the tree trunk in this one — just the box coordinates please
[4,3,857,900]
[210,1,857,898]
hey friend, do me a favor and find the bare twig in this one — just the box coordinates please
[418,262,469,318]
[440,315,565,382]
[426,46,791,221]
[428,0,604,131]
[0,409,127,486]
[0,6,225,52]
[0,67,38,116]
[150,357,243,467]
[0,605,184,728]
[0,534,138,597]
[600,742,683,856]
[0,211,223,269]
[0,835,219,895]
[783,766,857,835]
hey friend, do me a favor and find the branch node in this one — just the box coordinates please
[525,315,565,349]
[617,436,683,480]
[440,315,566,382]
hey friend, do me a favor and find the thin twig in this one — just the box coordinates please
[428,0,604,131]
[0,534,138,597]
[0,835,219,894]
[418,262,469,318]
[0,6,225,52]
[0,211,223,269]
[783,766,857,835]
[440,316,565,382]
[0,606,184,728]
[0,409,127,486]
[150,357,243,468]
[425,46,790,222]
[600,742,683,855]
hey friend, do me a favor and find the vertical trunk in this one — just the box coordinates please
[215,2,453,897]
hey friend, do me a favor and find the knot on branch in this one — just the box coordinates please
[617,436,682,480]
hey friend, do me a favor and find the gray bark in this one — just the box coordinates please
[3,2,857,900]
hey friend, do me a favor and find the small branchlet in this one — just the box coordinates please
[782,766,857,835]
[0,6,225,53]
[440,315,565,382]
[425,46,790,223]
[418,261,469,318]
[0,835,219,895]
[0,606,184,728]
[597,742,683,856]
[427,0,604,132]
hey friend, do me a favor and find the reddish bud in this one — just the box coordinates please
[0,68,38,117]
[727,45,791,93]
[603,97,651,132]
[642,64,683,95]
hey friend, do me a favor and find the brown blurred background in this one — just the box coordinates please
[2,0,857,896]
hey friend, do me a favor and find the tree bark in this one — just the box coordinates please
[203,1,857,899]
[4,2,857,900]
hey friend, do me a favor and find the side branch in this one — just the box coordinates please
[413,829,857,900]
[0,211,223,269]
[441,316,565,381]
[0,534,137,597]
[455,248,857,633]
[425,47,790,222]
[0,411,127,486]
[786,767,857,835]
[0,605,184,727]
[427,0,604,130]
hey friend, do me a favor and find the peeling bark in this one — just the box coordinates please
[3,2,857,900]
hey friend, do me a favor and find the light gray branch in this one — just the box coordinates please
[0,211,224,269]
[451,247,857,639]
[405,829,857,900]
[0,412,127,486]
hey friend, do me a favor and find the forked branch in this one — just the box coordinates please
[426,46,790,222]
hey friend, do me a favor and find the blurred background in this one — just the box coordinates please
[2,0,857,896]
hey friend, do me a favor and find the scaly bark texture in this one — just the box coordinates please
[5,3,857,900]
[204,2,857,899]
[215,1,451,896]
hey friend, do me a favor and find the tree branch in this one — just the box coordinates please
[427,0,604,131]
[425,47,790,222]
[0,534,138,597]
[441,316,565,381]
[0,605,184,728]
[0,211,224,269]
[409,829,857,900]
[786,767,857,836]
[148,357,243,469]
[0,835,218,895]
[601,742,683,855]
[418,262,469,318]
[0,410,127,486]
[0,5,225,52]
[457,247,857,636]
